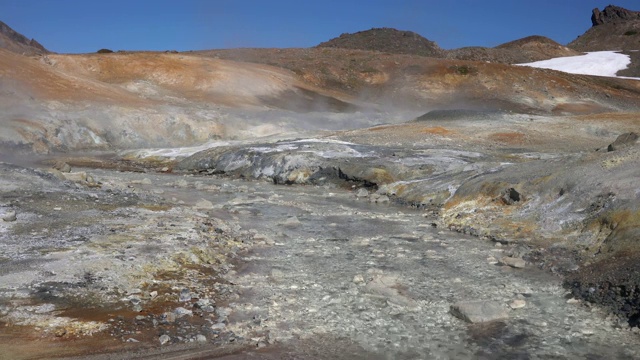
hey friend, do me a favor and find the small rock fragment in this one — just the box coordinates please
[282,216,301,227]
[63,171,88,183]
[195,199,214,209]
[500,257,526,269]
[509,299,526,309]
[2,210,16,222]
[159,334,171,345]
[355,188,369,198]
[175,179,189,188]
[450,301,509,323]
[174,307,193,318]
[179,289,192,302]
[162,311,176,324]
[211,323,226,331]
[196,334,207,342]
[54,161,72,173]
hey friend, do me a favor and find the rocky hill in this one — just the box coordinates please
[568,5,640,51]
[0,21,48,55]
[317,28,579,64]
[447,36,580,64]
[316,27,445,57]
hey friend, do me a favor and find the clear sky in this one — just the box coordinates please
[1,0,638,53]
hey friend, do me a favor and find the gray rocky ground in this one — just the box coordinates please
[0,109,639,358]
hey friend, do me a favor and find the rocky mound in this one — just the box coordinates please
[316,27,445,57]
[446,36,581,64]
[496,35,580,59]
[0,21,48,55]
[568,5,640,51]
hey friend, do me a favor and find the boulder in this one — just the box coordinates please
[450,301,509,323]
[607,132,639,152]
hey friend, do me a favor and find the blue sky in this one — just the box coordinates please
[1,0,638,53]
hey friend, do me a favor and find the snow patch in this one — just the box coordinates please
[517,51,638,79]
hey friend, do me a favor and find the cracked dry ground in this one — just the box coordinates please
[1,165,640,359]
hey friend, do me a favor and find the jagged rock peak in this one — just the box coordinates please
[591,5,640,26]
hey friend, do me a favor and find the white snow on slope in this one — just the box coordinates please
[517,51,637,79]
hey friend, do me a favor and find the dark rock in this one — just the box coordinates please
[502,188,522,205]
[565,256,640,327]
[592,5,640,26]
[607,132,639,152]
[97,48,114,54]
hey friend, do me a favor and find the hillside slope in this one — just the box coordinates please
[0,21,48,55]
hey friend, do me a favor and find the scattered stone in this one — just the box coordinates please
[355,188,369,198]
[47,168,67,180]
[179,288,192,302]
[500,257,526,269]
[63,171,88,183]
[159,334,171,345]
[194,199,214,209]
[370,194,390,204]
[53,161,72,173]
[509,299,527,309]
[175,179,189,188]
[501,188,522,205]
[194,298,216,313]
[607,132,638,151]
[54,328,67,337]
[2,210,16,222]
[162,311,177,324]
[196,334,207,342]
[126,338,140,343]
[174,307,193,318]
[353,274,365,284]
[211,323,226,331]
[365,275,418,308]
[282,216,301,227]
[450,301,509,323]
[34,303,56,313]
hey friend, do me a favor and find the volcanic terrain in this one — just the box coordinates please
[0,5,640,359]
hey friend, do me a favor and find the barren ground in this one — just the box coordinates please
[0,45,639,359]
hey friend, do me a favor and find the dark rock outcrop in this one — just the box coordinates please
[569,5,640,55]
[0,20,49,55]
[592,5,640,26]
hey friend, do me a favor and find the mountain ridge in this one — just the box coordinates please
[0,20,49,55]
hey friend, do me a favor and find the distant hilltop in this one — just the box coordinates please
[569,4,640,51]
[316,27,445,57]
[591,5,640,26]
[0,20,49,55]
[317,28,578,64]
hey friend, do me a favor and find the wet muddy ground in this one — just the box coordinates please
[1,160,639,359]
